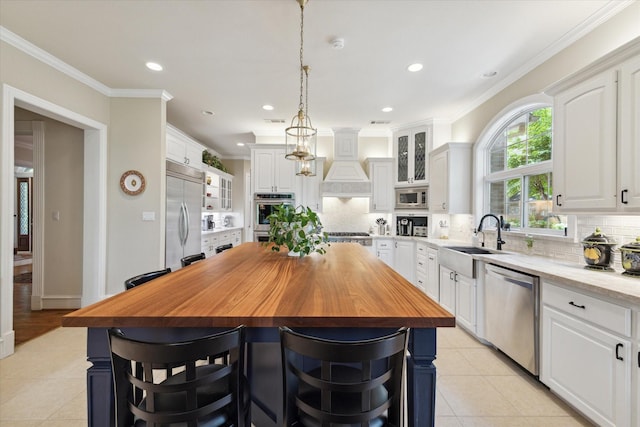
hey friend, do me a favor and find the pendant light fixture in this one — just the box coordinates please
[285,0,317,167]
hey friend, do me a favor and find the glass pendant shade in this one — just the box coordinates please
[296,158,316,177]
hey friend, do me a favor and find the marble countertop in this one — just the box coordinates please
[369,234,640,306]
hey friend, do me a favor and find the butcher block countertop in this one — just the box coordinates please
[62,242,455,329]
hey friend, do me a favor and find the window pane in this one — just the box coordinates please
[527,108,552,164]
[489,133,506,173]
[507,141,527,169]
[397,135,408,182]
[506,115,527,146]
[526,172,567,230]
[506,178,521,228]
[489,181,505,215]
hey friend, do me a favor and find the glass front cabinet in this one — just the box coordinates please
[394,126,430,187]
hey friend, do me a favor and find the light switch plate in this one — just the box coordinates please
[142,211,155,221]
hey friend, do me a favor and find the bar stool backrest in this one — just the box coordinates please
[124,268,171,290]
[280,327,409,427]
[108,325,248,427]
[181,253,206,267]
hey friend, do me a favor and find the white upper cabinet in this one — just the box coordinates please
[166,125,204,170]
[299,158,324,212]
[394,126,430,187]
[547,39,640,213]
[619,54,640,211]
[367,158,394,212]
[251,146,299,195]
[429,143,472,214]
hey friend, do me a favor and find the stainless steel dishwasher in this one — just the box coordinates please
[484,264,540,376]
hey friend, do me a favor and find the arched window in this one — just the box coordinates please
[480,103,567,235]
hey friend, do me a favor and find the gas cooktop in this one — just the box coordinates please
[326,232,373,246]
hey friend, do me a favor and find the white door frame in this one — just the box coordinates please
[1,84,108,358]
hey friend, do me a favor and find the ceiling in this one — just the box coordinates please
[0,0,631,158]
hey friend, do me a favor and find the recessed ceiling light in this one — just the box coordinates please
[262,105,274,111]
[382,107,393,113]
[482,71,498,78]
[201,110,215,116]
[145,62,163,71]
[407,63,423,72]
[236,142,245,147]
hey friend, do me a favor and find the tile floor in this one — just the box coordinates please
[0,325,593,426]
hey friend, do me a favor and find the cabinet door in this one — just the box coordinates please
[412,129,428,184]
[395,132,410,185]
[553,69,617,211]
[619,55,640,211]
[167,135,186,165]
[541,305,631,427]
[394,240,415,283]
[301,159,323,212]
[376,239,394,267]
[253,150,276,192]
[425,248,439,301]
[455,274,476,332]
[185,141,203,168]
[439,266,456,315]
[429,149,448,213]
[370,160,394,212]
[273,151,299,193]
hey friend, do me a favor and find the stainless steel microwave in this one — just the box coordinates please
[395,187,428,210]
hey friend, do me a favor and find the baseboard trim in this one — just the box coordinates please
[0,330,15,359]
[41,295,81,309]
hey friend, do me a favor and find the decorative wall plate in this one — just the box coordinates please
[120,170,146,195]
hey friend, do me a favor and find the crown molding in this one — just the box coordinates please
[1,26,172,101]
[450,0,636,122]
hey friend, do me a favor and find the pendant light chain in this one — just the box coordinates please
[298,0,305,113]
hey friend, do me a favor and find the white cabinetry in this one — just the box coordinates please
[541,281,632,427]
[394,239,415,283]
[394,126,430,186]
[299,158,324,212]
[203,167,233,212]
[251,147,299,194]
[429,142,472,214]
[547,40,640,212]
[367,158,394,212]
[202,234,219,258]
[375,239,394,267]
[455,274,476,332]
[425,248,439,301]
[439,266,456,315]
[415,243,428,293]
[636,312,640,427]
[167,125,204,169]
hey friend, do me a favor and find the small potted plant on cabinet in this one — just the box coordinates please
[264,204,329,257]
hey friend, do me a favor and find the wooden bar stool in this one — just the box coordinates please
[108,325,250,427]
[280,327,408,427]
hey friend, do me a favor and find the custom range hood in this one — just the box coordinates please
[322,128,372,197]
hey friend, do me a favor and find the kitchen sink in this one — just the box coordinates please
[445,246,498,255]
[439,246,505,278]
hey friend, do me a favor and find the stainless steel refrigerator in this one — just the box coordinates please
[165,160,203,271]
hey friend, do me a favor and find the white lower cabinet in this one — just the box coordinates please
[425,248,439,301]
[439,266,456,315]
[541,281,632,427]
[394,240,415,283]
[375,239,394,267]
[202,234,219,258]
[455,274,476,332]
[415,243,427,293]
[636,313,640,427]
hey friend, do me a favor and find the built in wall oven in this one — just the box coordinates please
[253,193,295,240]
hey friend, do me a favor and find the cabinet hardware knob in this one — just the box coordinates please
[568,301,586,309]
[621,189,628,204]
[449,272,454,280]
[637,351,639,368]
[556,194,562,207]
[615,343,624,361]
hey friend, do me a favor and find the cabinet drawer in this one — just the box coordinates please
[416,244,427,255]
[416,254,427,274]
[415,272,426,292]
[543,281,631,337]
[377,240,393,249]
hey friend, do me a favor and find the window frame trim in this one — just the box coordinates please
[473,94,570,237]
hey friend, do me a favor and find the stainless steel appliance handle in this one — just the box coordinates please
[178,203,185,245]
[485,264,535,289]
[183,202,190,244]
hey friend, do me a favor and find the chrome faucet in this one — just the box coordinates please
[477,214,505,250]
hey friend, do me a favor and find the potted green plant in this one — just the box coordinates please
[264,204,329,257]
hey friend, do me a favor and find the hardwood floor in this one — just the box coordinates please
[13,260,73,346]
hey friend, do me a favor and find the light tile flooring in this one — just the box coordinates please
[0,326,593,426]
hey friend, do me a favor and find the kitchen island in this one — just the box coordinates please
[63,242,455,426]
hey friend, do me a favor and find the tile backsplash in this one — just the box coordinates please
[319,198,392,234]
[462,214,640,270]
